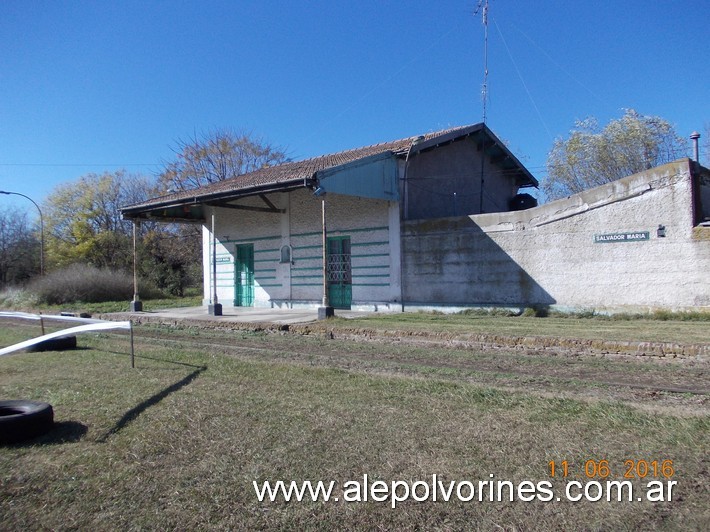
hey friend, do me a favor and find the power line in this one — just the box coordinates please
[510,22,606,106]
[0,162,160,168]
[493,18,553,142]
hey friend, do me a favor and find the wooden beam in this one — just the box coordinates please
[259,194,281,212]
[207,201,285,214]
[144,215,205,224]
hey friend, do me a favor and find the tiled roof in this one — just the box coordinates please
[122,123,539,217]
[123,125,475,213]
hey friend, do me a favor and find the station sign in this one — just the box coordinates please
[594,231,650,243]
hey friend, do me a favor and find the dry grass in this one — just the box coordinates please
[0,322,708,530]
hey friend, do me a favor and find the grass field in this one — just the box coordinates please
[1,317,708,530]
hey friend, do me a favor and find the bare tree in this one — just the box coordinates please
[0,207,39,285]
[159,128,289,192]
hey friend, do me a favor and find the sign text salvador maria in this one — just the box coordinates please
[594,231,650,243]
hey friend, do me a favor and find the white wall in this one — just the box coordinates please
[402,160,710,313]
[202,189,401,309]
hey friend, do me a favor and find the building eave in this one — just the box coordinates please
[121,179,308,222]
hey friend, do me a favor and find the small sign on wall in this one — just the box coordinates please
[215,256,232,263]
[594,231,650,243]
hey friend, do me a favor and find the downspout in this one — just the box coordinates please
[399,137,423,312]
[403,137,422,220]
[288,193,293,307]
[689,132,703,226]
[479,136,486,213]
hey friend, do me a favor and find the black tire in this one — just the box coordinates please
[28,335,77,352]
[0,400,54,444]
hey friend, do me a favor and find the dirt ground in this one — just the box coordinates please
[3,313,707,416]
[128,319,709,417]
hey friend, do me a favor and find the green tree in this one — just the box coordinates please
[139,226,202,297]
[159,128,289,192]
[43,170,155,270]
[544,109,688,200]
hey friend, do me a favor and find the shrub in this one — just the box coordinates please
[29,264,135,304]
[455,307,524,317]
[651,309,710,321]
[0,286,38,308]
[522,306,549,318]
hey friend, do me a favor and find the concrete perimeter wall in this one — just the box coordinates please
[402,159,710,313]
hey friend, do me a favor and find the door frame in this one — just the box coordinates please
[326,235,352,309]
[234,243,254,307]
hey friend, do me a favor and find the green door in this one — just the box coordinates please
[327,236,352,309]
[234,244,254,307]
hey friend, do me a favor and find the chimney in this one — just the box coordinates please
[690,131,700,163]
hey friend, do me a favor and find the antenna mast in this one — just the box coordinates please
[478,0,489,214]
[481,0,489,124]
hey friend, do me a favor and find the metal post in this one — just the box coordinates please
[39,205,44,276]
[318,197,334,319]
[212,212,217,304]
[208,211,222,315]
[690,131,701,164]
[322,199,328,307]
[129,321,135,369]
[130,222,142,312]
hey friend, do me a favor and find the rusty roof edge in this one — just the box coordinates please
[121,178,309,219]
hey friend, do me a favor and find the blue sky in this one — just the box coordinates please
[1,0,708,212]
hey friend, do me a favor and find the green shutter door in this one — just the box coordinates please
[327,236,352,309]
[234,244,254,307]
